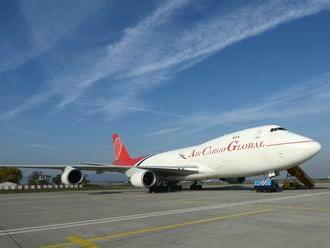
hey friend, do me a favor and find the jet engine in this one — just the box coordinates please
[221,177,246,184]
[130,170,156,188]
[61,166,83,185]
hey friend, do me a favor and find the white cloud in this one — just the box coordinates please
[92,0,330,119]
[143,127,183,137]
[0,0,102,74]
[26,143,60,150]
[148,72,330,137]
[123,107,187,119]
[0,92,50,121]
[1,0,330,120]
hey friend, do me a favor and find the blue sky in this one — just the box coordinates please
[0,0,330,181]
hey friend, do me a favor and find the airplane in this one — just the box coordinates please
[1,125,321,192]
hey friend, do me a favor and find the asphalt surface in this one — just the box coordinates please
[0,184,329,248]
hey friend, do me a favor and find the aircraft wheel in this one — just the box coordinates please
[149,185,169,193]
[169,185,182,192]
[190,184,202,190]
[148,186,155,193]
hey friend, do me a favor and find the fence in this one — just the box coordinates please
[0,184,83,190]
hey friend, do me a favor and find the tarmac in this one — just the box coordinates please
[0,183,329,248]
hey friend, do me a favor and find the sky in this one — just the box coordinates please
[0,0,330,181]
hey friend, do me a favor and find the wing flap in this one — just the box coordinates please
[138,165,198,175]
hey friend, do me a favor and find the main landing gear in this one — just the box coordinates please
[148,182,182,193]
[190,180,202,190]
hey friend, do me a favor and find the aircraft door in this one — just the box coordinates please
[255,129,262,139]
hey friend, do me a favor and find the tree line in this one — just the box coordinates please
[0,168,90,185]
[0,168,22,184]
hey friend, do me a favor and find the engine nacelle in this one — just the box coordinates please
[221,177,246,184]
[61,166,83,185]
[130,170,156,188]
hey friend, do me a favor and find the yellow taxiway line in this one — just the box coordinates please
[41,208,272,248]
[259,205,330,212]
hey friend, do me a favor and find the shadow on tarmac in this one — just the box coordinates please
[200,185,253,191]
[87,183,330,195]
[89,191,123,195]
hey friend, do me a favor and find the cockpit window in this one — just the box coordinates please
[270,127,286,132]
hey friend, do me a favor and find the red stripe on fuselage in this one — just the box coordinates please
[267,140,314,147]
[134,154,155,167]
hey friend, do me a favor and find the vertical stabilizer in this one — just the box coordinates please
[112,134,132,163]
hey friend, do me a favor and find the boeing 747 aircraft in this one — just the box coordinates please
[1,125,321,192]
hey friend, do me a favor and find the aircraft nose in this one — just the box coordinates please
[279,133,321,165]
[288,140,321,165]
[309,141,321,156]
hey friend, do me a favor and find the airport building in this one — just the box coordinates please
[0,182,17,190]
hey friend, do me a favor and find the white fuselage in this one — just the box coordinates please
[139,125,321,181]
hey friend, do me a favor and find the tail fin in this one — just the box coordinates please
[112,133,132,163]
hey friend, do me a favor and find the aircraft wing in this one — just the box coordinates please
[0,164,131,173]
[0,163,199,175]
[0,164,73,169]
[82,163,200,176]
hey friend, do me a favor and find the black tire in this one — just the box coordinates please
[148,187,155,193]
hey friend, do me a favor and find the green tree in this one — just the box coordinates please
[81,174,91,185]
[52,174,62,185]
[28,171,49,185]
[0,167,22,184]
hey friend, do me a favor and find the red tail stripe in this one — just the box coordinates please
[112,133,147,166]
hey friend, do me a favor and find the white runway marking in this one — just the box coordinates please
[0,191,329,236]
[0,195,78,201]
